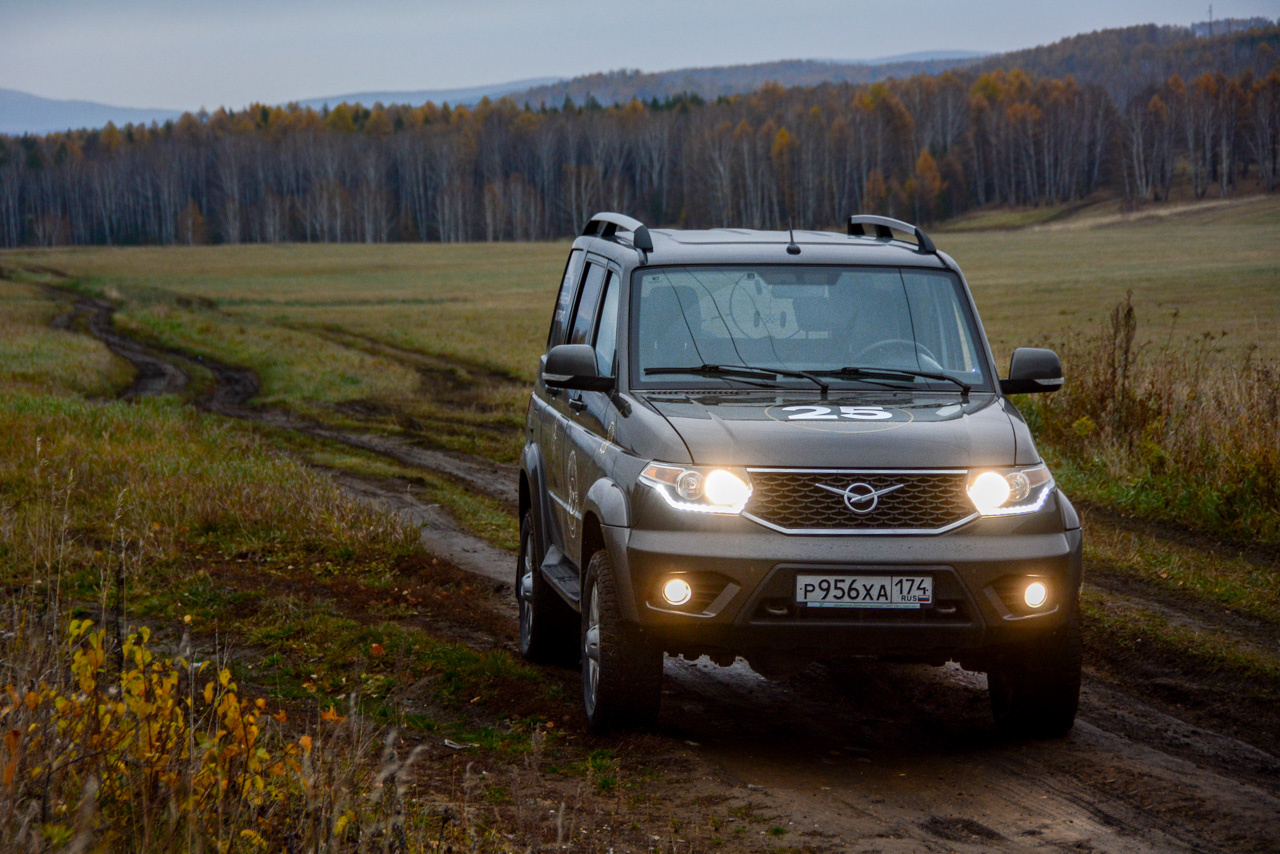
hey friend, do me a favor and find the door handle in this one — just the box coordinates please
[569,396,587,412]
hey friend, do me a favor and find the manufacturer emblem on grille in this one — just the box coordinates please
[815,481,905,514]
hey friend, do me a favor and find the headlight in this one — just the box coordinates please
[966,464,1054,516]
[640,462,752,514]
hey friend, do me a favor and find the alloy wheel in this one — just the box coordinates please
[518,530,535,653]
[583,582,601,717]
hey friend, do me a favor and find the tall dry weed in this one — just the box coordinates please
[1028,294,1280,543]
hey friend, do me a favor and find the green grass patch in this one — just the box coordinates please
[0,280,131,396]
[1082,513,1280,626]
[1082,590,1280,698]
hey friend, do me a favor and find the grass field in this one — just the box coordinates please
[1,196,1278,850]
[15,194,1277,374]
[8,194,1277,530]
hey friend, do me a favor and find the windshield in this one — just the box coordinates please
[630,265,992,391]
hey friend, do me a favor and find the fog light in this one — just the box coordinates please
[662,578,693,606]
[1024,581,1048,609]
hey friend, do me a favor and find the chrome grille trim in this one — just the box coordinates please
[743,467,979,536]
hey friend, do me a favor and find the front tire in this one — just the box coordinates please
[581,549,663,732]
[988,612,1082,738]
[516,511,577,665]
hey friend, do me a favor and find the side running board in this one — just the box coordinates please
[540,546,581,605]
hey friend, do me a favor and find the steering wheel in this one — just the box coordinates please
[852,339,944,373]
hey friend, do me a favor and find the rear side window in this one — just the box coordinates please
[593,272,619,376]
[547,249,584,348]
[568,263,607,346]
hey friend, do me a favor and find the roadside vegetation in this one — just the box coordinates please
[0,282,734,851]
[1026,296,1278,546]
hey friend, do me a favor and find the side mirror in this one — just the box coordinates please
[543,344,614,392]
[1000,347,1064,395]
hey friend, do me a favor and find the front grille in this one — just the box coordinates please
[744,469,976,534]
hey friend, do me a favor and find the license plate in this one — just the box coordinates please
[795,574,933,609]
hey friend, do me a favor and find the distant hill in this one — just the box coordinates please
[5,16,1276,136]
[857,50,989,64]
[507,20,1280,109]
[506,56,983,108]
[0,78,565,136]
[0,88,181,136]
[970,18,1280,100]
[295,77,563,111]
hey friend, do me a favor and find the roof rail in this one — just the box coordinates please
[583,212,654,252]
[847,215,936,254]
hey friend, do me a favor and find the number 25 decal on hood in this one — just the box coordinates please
[764,404,914,434]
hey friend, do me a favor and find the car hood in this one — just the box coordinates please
[639,391,1016,469]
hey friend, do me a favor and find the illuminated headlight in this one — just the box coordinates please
[966,464,1054,516]
[1024,581,1048,609]
[640,463,752,514]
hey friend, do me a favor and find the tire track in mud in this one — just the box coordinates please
[323,467,513,586]
[47,287,191,399]
[659,656,1280,852]
[37,277,1280,853]
[40,282,515,580]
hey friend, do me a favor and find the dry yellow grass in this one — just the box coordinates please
[938,195,1280,367]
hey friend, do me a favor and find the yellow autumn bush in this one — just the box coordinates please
[1,619,407,853]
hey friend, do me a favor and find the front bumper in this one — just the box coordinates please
[601,489,1082,665]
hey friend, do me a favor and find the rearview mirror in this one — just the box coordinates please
[542,344,615,392]
[1000,348,1064,395]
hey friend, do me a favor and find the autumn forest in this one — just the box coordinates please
[2,23,1278,247]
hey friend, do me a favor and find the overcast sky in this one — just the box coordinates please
[4,0,1278,109]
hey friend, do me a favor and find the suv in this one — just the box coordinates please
[518,212,1082,737]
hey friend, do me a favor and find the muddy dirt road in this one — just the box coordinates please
[44,282,1280,852]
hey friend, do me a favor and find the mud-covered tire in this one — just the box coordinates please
[988,611,1082,738]
[516,511,577,665]
[581,549,663,732]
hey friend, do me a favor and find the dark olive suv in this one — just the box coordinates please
[518,212,1082,737]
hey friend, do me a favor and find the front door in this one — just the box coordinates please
[536,248,584,556]
[546,258,609,559]
[562,265,622,566]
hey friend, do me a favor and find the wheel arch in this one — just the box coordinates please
[581,511,607,575]
[520,442,549,558]
[583,478,630,528]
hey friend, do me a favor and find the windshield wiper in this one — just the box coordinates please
[645,363,830,396]
[813,365,972,395]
